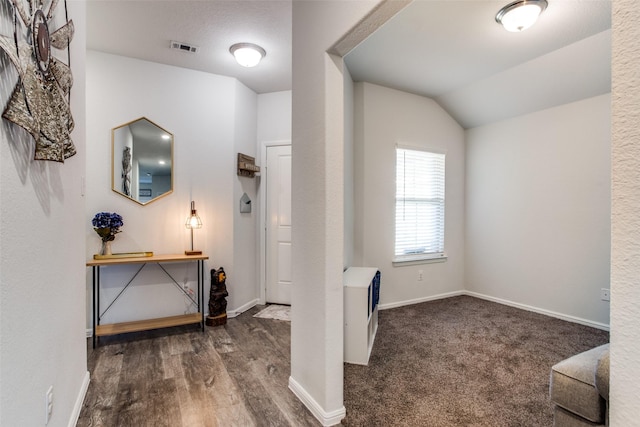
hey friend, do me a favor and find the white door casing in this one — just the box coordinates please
[265,144,292,304]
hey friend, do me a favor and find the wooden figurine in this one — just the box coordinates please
[206,267,228,326]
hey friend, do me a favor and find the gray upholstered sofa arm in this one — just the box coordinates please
[595,349,609,426]
[550,343,610,427]
[595,349,609,400]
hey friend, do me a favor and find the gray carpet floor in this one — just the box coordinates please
[343,295,609,427]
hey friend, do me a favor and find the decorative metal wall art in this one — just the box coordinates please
[0,0,75,162]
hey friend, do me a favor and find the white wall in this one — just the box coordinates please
[257,91,292,144]
[290,1,380,424]
[233,81,259,311]
[0,2,89,426]
[86,51,258,325]
[611,2,640,423]
[465,94,611,327]
[353,82,466,306]
[343,67,355,269]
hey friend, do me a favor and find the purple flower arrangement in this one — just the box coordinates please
[92,212,124,242]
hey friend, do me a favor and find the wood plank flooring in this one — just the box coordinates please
[78,306,320,427]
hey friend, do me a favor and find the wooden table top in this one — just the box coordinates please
[87,253,209,266]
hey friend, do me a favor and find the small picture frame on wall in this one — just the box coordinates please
[139,189,152,197]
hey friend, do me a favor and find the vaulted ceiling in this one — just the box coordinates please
[87,0,612,129]
[345,1,611,128]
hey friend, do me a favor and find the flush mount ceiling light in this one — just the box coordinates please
[496,0,548,32]
[230,43,266,67]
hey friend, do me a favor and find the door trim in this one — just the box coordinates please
[259,140,291,305]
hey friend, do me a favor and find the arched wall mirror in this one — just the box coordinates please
[112,117,173,205]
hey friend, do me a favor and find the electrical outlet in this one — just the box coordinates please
[418,270,424,281]
[600,288,610,301]
[45,386,53,424]
[184,284,194,296]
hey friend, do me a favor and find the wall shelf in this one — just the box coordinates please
[237,153,260,178]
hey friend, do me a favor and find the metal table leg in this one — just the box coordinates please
[200,259,205,331]
[92,266,99,348]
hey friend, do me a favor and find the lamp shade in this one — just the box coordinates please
[185,201,202,229]
[230,43,266,67]
[184,200,203,255]
[496,0,547,32]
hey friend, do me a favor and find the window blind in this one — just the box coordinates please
[395,148,445,261]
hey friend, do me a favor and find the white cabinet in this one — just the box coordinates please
[343,267,380,365]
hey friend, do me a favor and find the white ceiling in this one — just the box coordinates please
[87,0,611,129]
[86,1,292,94]
[346,0,611,128]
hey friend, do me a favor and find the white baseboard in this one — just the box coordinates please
[227,298,259,318]
[378,290,465,311]
[288,376,346,426]
[68,371,90,427]
[377,290,609,331]
[464,291,610,331]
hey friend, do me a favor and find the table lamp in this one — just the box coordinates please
[185,200,202,255]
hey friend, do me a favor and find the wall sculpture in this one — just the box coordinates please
[0,0,75,162]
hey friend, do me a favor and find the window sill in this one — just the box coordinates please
[392,255,448,267]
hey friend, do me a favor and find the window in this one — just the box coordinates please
[394,147,445,262]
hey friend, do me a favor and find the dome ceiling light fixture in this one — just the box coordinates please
[496,0,548,32]
[230,43,266,67]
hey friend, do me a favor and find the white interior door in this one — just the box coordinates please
[266,145,292,304]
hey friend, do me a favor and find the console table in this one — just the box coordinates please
[87,253,208,347]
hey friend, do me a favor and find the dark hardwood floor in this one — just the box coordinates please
[78,306,319,427]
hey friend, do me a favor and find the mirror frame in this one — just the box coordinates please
[111,117,174,206]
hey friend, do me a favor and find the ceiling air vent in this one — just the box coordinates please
[170,40,199,54]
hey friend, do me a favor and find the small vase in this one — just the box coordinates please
[100,240,112,256]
